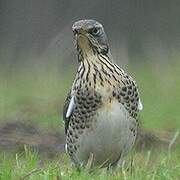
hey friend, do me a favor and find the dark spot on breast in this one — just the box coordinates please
[122,86,127,92]
[87,109,92,114]
[81,110,86,114]
[107,80,112,85]
[84,104,89,109]
[78,130,83,134]
[92,104,97,109]
[134,86,137,91]
[124,96,129,100]
[69,150,73,154]
[86,100,92,105]
[95,98,101,103]
[117,94,120,99]
[121,80,125,85]
[75,134,78,139]
[69,144,73,149]
[88,96,93,101]
[132,114,136,118]
[128,85,132,89]
[67,145,70,151]
[78,100,82,105]
[120,92,125,96]
[75,119,80,124]
[86,124,90,128]
[80,124,85,129]
[69,130,73,135]
[112,91,116,97]
[84,114,89,119]
[72,121,75,126]
[77,90,80,95]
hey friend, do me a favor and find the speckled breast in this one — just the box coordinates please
[66,90,137,167]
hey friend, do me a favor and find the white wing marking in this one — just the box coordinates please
[138,99,143,111]
[66,96,75,118]
[65,144,68,153]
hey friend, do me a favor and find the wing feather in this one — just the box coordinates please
[66,96,75,118]
[63,91,74,134]
[138,99,143,111]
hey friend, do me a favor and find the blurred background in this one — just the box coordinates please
[0,0,180,152]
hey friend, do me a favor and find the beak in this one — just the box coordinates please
[73,28,88,36]
[73,28,89,45]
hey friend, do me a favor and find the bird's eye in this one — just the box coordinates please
[90,27,100,35]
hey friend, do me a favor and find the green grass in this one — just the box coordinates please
[0,55,180,179]
[0,59,75,128]
[0,146,179,180]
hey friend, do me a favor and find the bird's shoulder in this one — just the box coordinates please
[110,64,143,118]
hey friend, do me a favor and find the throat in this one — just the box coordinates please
[78,45,98,62]
[74,53,113,96]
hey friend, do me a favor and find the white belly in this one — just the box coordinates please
[74,100,137,167]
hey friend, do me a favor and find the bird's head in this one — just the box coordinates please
[72,19,109,56]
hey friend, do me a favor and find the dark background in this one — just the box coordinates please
[1,0,180,64]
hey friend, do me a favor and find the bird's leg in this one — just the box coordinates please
[85,152,94,170]
[111,152,123,168]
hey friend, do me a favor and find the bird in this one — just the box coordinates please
[63,19,143,168]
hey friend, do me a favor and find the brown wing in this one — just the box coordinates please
[63,91,72,134]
